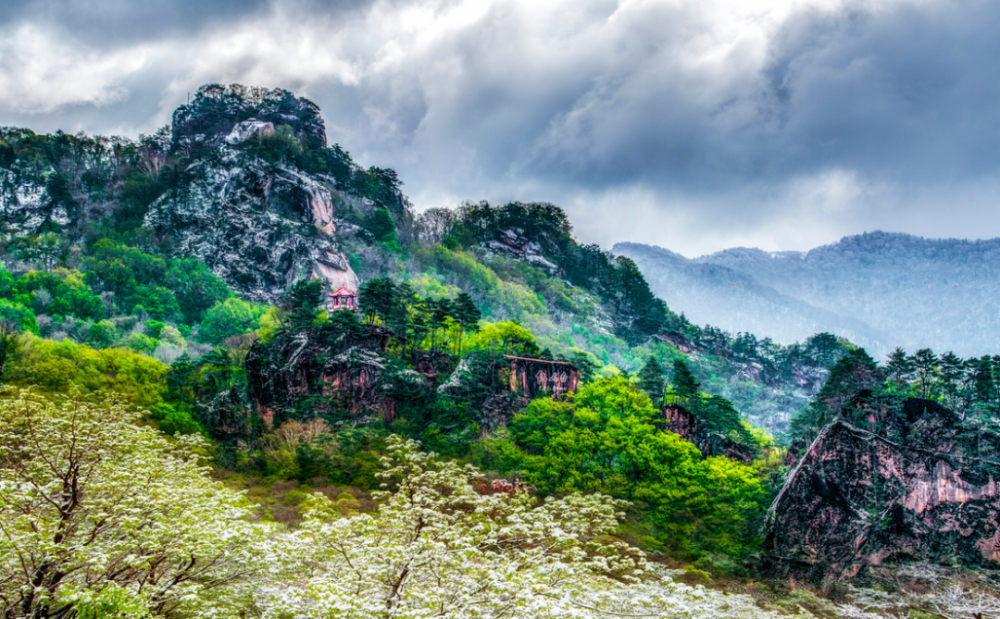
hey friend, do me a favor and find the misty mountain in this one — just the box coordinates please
[615,231,1000,358]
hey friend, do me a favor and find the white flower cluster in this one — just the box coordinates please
[3,391,982,619]
[247,436,812,619]
[0,389,272,619]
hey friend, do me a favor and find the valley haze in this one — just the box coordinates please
[617,231,1000,359]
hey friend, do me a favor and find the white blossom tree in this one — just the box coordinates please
[251,435,809,619]
[0,389,270,619]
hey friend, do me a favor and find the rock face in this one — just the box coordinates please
[505,356,579,399]
[764,396,1000,584]
[0,85,372,303]
[245,325,403,426]
[478,228,562,275]
[144,84,363,302]
[171,83,326,150]
[144,151,359,302]
[662,405,755,464]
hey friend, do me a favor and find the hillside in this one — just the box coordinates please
[616,232,1000,359]
[4,83,1000,618]
[0,83,845,433]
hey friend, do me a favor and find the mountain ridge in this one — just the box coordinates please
[615,231,1000,358]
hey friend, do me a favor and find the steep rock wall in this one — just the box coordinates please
[764,398,1000,584]
[143,151,359,302]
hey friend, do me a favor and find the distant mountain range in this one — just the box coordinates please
[615,232,1000,359]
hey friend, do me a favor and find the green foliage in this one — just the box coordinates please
[671,358,701,399]
[6,334,168,410]
[0,299,38,334]
[164,257,233,323]
[506,377,766,559]
[123,332,158,354]
[11,268,105,320]
[444,201,670,344]
[637,356,666,400]
[367,207,400,250]
[358,277,399,325]
[789,347,882,445]
[197,297,267,344]
[282,279,324,329]
[469,320,536,354]
[86,320,118,348]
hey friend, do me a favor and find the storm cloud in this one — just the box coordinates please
[1,0,998,256]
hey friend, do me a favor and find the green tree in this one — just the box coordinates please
[358,277,398,326]
[428,297,453,352]
[790,347,881,444]
[671,358,701,399]
[911,348,939,398]
[885,347,912,387]
[164,257,233,323]
[509,378,765,558]
[973,356,996,408]
[938,351,965,406]
[86,319,118,348]
[197,297,267,344]
[367,207,400,250]
[283,279,324,329]
[0,321,19,382]
[451,292,481,355]
[0,299,38,334]
[637,357,667,401]
[570,351,599,384]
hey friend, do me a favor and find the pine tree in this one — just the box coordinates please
[671,358,701,399]
[973,356,996,409]
[938,351,965,406]
[283,279,324,329]
[358,277,398,325]
[367,207,399,248]
[428,298,453,352]
[637,357,666,401]
[911,348,939,398]
[451,292,481,356]
[885,347,912,387]
[789,347,881,445]
[570,352,598,384]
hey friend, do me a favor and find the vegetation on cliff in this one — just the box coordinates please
[5,83,999,617]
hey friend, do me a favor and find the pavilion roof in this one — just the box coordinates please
[329,285,358,297]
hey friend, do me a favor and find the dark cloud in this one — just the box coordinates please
[0,0,273,47]
[2,0,1000,254]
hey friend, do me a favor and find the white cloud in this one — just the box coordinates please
[1,0,996,257]
[0,24,148,113]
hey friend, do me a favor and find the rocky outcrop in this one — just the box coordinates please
[505,355,579,399]
[764,396,1000,585]
[479,228,562,275]
[245,325,401,425]
[143,151,359,302]
[662,404,756,464]
[171,84,326,151]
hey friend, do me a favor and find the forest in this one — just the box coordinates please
[2,85,999,618]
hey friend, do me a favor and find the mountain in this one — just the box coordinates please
[0,85,847,435]
[766,395,1000,585]
[615,232,1000,359]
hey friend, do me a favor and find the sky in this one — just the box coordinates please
[1,0,999,257]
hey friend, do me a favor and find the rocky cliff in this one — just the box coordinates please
[765,395,1000,585]
[145,84,365,302]
[0,84,391,303]
[245,322,404,426]
[662,404,756,464]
